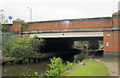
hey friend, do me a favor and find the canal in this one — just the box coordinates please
[2,60,49,76]
[2,49,80,76]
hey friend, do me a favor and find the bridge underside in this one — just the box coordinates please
[38,37,103,54]
[28,31,119,61]
[30,32,103,38]
[30,31,103,54]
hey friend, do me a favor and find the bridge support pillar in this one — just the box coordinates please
[103,12,120,60]
[103,31,120,60]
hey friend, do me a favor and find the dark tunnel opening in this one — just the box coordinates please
[40,37,103,53]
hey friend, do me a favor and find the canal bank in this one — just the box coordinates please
[2,49,80,76]
[2,48,104,76]
[60,59,111,76]
[61,58,119,76]
[2,49,80,63]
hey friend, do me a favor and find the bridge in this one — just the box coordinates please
[8,11,120,60]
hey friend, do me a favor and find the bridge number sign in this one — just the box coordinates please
[106,42,109,47]
[107,34,111,36]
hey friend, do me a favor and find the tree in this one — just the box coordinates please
[0,12,8,32]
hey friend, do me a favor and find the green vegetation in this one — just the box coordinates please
[2,24,9,32]
[74,41,100,50]
[61,60,111,76]
[0,13,9,32]
[99,41,103,44]
[44,57,77,76]
[99,41,103,49]
[74,53,85,62]
[21,20,28,30]
[74,41,80,46]
[44,57,65,76]
[33,58,110,77]
[3,35,45,63]
[74,41,87,48]
[33,57,79,77]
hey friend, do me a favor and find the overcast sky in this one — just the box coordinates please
[0,0,119,23]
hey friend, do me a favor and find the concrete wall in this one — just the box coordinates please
[30,32,103,38]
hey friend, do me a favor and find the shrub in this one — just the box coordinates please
[44,57,65,76]
[64,61,76,71]
[3,35,45,63]
[44,57,77,76]
[74,52,85,63]
[21,20,28,30]
[2,24,9,32]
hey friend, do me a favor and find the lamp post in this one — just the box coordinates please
[27,7,32,22]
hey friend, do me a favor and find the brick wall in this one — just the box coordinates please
[16,35,29,39]
[8,18,113,32]
[8,24,21,32]
[104,32,114,52]
[113,18,120,27]
[103,14,120,60]
[22,20,112,31]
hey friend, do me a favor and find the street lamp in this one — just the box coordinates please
[27,7,32,22]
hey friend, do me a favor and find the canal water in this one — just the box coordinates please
[2,60,49,76]
[2,48,81,76]
[2,54,78,76]
[2,47,102,76]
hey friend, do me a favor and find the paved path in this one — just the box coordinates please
[93,59,118,76]
[102,61,118,76]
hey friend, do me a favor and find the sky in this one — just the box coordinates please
[0,0,119,23]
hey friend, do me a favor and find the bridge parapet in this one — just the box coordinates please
[8,17,114,33]
[22,17,113,33]
[8,11,120,33]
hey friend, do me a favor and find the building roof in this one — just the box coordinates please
[13,18,23,23]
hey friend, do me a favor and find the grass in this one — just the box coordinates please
[61,60,111,76]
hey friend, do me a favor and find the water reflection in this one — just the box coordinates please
[2,61,49,76]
